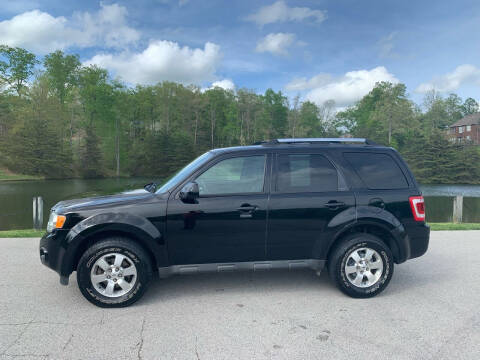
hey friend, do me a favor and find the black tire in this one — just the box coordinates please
[77,237,153,308]
[328,233,394,298]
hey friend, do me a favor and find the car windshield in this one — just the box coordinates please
[156,151,214,193]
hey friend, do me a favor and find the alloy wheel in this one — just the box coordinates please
[344,247,384,288]
[90,253,138,297]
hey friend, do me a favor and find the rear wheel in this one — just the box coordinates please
[77,238,153,307]
[328,233,393,298]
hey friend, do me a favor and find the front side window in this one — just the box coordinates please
[459,126,464,133]
[195,155,265,195]
[157,151,214,193]
[277,154,338,193]
[466,125,471,132]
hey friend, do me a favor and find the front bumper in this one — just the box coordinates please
[39,230,70,285]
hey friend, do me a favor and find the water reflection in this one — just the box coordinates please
[0,177,157,230]
[421,185,480,222]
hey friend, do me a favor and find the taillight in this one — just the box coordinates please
[409,196,425,221]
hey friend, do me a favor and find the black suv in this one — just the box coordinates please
[40,138,429,307]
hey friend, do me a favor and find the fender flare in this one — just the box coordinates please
[326,213,410,263]
[59,212,167,278]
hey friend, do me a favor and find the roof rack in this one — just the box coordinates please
[254,138,378,145]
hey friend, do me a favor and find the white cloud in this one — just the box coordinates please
[85,41,222,85]
[415,64,480,93]
[286,66,399,107]
[210,79,235,91]
[255,33,296,56]
[246,1,326,26]
[0,3,139,54]
[0,10,68,54]
[73,3,140,48]
[285,73,333,91]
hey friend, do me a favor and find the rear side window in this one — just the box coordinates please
[277,154,338,193]
[344,152,408,190]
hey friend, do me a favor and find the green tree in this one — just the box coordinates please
[0,45,37,95]
[422,92,464,130]
[451,145,480,184]
[319,100,339,136]
[237,88,262,144]
[3,77,73,177]
[461,98,479,116]
[336,82,417,146]
[78,66,114,126]
[43,50,81,105]
[80,125,104,178]
[296,101,324,137]
[77,65,114,176]
[1,45,480,185]
[444,94,464,123]
[259,89,288,140]
[402,130,457,184]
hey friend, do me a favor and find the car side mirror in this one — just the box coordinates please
[144,182,157,193]
[179,182,199,204]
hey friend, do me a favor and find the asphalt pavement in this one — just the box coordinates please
[0,231,479,359]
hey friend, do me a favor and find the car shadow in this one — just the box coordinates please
[139,268,338,305]
[139,253,452,305]
[385,260,453,295]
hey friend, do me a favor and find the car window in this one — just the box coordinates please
[343,152,408,190]
[277,154,338,193]
[196,155,265,195]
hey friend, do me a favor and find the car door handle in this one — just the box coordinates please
[324,201,346,209]
[237,205,257,212]
[237,204,257,218]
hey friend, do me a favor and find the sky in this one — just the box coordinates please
[0,0,479,108]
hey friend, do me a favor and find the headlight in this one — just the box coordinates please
[46,212,66,232]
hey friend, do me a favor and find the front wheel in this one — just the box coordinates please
[77,238,153,308]
[328,234,394,298]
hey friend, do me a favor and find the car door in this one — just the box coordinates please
[166,153,270,265]
[266,151,355,260]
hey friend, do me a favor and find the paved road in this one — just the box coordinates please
[0,231,479,360]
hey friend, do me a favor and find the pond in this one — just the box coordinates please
[0,179,479,230]
[420,184,480,223]
[0,177,157,231]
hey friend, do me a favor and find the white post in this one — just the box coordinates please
[33,196,44,230]
[453,195,463,224]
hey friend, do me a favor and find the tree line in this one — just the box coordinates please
[0,45,479,184]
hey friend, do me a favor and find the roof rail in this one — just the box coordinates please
[254,138,378,145]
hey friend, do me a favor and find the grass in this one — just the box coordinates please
[0,229,45,238]
[0,168,43,181]
[428,222,480,231]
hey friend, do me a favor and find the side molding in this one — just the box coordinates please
[158,259,325,278]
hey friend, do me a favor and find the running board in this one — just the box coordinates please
[157,259,325,278]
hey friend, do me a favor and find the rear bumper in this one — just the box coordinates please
[407,223,430,260]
